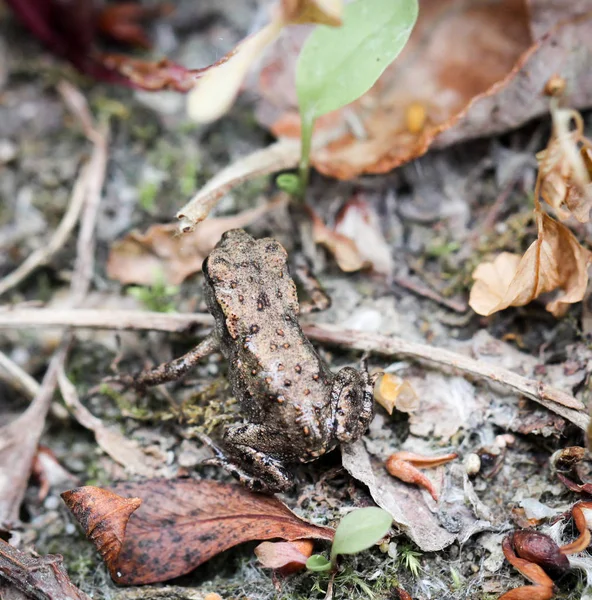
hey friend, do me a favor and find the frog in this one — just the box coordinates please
[115,229,375,493]
[200,229,375,492]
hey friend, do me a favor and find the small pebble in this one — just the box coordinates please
[43,496,60,510]
[464,453,481,476]
[0,139,17,164]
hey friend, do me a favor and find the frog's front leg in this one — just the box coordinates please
[199,428,294,493]
[108,333,219,390]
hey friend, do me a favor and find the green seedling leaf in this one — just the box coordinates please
[296,0,418,121]
[330,507,392,565]
[276,173,303,195]
[306,554,333,572]
[294,0,418,196]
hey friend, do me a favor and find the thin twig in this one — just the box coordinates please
[0,308,214,332]
[303,323,588,430]
[393,275,468,313]
[58,81,110,304]
[0,168,88,299]
[0,350,68,419]
[0,82,109,530]
[0,308,585,429]
[0,350,40,398]
[57,366,161,476]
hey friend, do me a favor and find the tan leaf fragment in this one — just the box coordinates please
[255,539,313,573]
[281,0,343,26]
[374,373,419,415]
[333,195,394,275]
[108,200,281,286]
[469,213,592,317]
[309,208,369,272]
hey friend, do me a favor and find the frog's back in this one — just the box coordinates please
[203,229,300,340]
[203,230,333,440]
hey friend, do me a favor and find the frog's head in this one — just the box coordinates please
[333,366,375,444]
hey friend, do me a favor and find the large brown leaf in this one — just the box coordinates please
[62,479,334,585]
[254,0,592,179]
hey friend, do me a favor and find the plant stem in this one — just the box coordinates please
[297,111,315,201]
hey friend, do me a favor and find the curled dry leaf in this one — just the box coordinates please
[308,193,393,274]
[254,0,592,179]
[255,539,314,573]
[537,102,592,223]
[108,201,281,285]
[0,539,91,600]
[62,487,142,568]
[309,207,368,272]
[374,373,419,415]
[62,479,333,585]
[469,213,592,317]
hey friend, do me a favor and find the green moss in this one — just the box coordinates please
[126,278,179,313]
[138,180,160,212]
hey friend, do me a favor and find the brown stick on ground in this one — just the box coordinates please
[0,308,585,430]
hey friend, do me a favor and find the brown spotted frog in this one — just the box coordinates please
[118,229,374,492]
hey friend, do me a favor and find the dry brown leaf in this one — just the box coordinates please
[309,195,393,274]
[62,479,333,585]
[254,0,592,179]
[108,201,280,285]
[470,213,592,317]
[537,103,592,223]
[333,195,394,275]
[341,441,460,551]
[0,346,66,530]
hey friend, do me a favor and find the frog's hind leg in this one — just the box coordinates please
[199,429,293,494]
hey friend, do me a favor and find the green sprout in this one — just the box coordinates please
[293,0,418,198]
[306,507,392,572]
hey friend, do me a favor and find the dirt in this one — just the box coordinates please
[1,2,592,600]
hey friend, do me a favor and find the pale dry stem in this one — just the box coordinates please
[0,308,586,430]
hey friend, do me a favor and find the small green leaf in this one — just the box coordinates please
[276,173,303,195]
[306,554,333,572]
[330,507,392,564]
[296,0,418,121]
